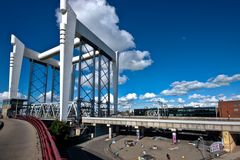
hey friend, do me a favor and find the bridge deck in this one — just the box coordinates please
[82,117,240,132]
[0,119,42,160]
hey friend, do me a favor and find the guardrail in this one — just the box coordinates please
[17,115,61,160]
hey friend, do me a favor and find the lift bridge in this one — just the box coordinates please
[7,0,119,122]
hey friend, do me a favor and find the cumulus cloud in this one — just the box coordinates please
[119,93,137,102]
[176,98,185,104]
[56,0,153,80]
[118,93,137,108]
[188,94,206,99]
[230,95,240,101]
[0,91,27,101]
[119,75,128,85]
[139,92,157,100]
[148,97,168,104]
[119,50,153,71]
[161,74,240,96]
[210,74,240,85]
[64,0,135,51]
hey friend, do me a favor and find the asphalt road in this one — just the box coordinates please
[0,119,42,160]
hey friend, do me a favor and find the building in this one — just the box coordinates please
[134,107,216,117]
[1,99,27,118]
[218,100,240,118]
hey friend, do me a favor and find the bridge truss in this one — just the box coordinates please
[8,0,119,121]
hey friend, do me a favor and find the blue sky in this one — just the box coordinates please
[1,0,240,109]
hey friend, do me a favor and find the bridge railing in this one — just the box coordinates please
[18,102,78,119]
[17,115,61,160]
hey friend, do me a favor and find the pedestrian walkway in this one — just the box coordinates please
[0,119,42,160]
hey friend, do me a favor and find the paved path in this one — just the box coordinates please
[68,135,114,160]
[0,119,42,160]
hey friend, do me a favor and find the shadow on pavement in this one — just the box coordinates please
[68,146,104,160]
[0,121,4,130]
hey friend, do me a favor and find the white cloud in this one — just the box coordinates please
[64,0,135,52]
[139,92,157,100]
[199,96,218,103]
[188,94,206,99]
[118,93,138,108]
[210,74,240,85]
[169,99,175,103]
[56,0,153,76]
[230,95,240,100]
[119,93,137,102]
[0,91,27,101]
[148,97,168,104]
[119,75,128,85]
[161,74,240,96]
[119,50,153,71]
[176,98,185,104]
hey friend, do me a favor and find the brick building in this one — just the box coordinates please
[218,100,240,118]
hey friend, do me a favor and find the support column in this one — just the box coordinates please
[98,55,102,117]
[59,3,76,121]
[171,128,177,144]
[112,51,119,114]
[44,64,48,103]
[222,131,236,152]
[91,49,96,117]
[135,126,140,140]
[107,124,112,139]
[141,128,145,138]
[91,123,96,139]
[115,125,120,136]
[107,60,111,116]
[77,42,82,121]
[9,35,25,99]
[70,65,76,101]
[27,59,34,104]
[51,67,55,102]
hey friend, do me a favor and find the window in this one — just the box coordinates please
[234,107,239,112]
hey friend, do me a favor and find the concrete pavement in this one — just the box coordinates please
[0,119,42,160]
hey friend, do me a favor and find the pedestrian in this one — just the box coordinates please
[166,153,171,160]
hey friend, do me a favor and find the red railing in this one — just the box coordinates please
[17,116,61,160]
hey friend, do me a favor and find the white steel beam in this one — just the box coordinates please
[75,20,116,62]
[9,35,25,99]
[24,48,60,68]
[59,3,76,121]
[112,51,119,114]
[38,38,80,60]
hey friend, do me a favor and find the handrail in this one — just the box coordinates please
[17,115,61,160]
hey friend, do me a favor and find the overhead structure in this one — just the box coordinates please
[8,0,119,121]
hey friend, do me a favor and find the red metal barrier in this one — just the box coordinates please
[17,116,62,160]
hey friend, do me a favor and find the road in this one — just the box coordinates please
[0,119,42,160]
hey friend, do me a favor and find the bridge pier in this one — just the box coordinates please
[107,124,112,139]
[171,128,177,144]
[135,126,144,140]
[222,131,236,152]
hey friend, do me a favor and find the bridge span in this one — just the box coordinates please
[82,117,240,152]
[82,117,240,132]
